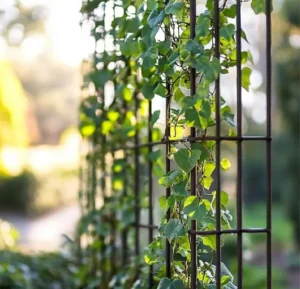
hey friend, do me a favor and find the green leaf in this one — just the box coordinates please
[143,47,158,70]
[221,105,235,127]
[142,83,156,100]
[251,0,266,14]
[150,110,160,129]
[89,70,111,89]
[206,0,213,10]
[183,196,197,211]
[144,254,157,265]
[167,196,176,211]
[221,158,231,171]
[197,82,210,98]
[191,142,211,162]
[221,275,232,286]
[194,57,221,83]
[183,196,206,220]
[242,67,252,91]
[212,190,229,207]
[147,0,158,10]
[156,40,171,55]
[251,0,272,15]
[158,170,182,187]
[80,0,101,13]
[174,149,201,173]
[224,283,237,289]
[221,263,234,281]
[185,39,203,55]
[185,108,201,128]
[203,235,216,250]
[196,18,210,38]
[173,183,188,197]
[159,196,168,210]
[137,3,145,14]
[165,219,185,242]
[168,51,180,66]
[154,83,168,97]
[148,9,166,28]
[204,162,215,177]
[149,150,161,162]
[170,280,186,289]
[199,100,211,129]
[180,49,191,61]
[165,2,184,18]
[174,87,185,102]
[220,24,235,41]
[223,5,236,18]
[127,17,140,33]
[206,57,221,82]
[157,278,186,289]
[157,278,172,289]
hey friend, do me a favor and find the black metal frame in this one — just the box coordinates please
[128,0,272,288]
[86,0,272,288]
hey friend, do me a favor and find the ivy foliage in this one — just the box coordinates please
[79,0,265,288]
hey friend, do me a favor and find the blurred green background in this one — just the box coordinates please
[0,0,299,288]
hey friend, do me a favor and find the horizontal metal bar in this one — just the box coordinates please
[132,223,159,230]
[112,136,272,152]
[189,228,270,236]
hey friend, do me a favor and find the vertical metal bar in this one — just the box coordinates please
[165,84,171,278]
[266,0,272,288]
[91,134,97,210]
[110,0,117,275]
[190,0,197,288]
[122,151,128,265]
[214,0,221,288]
[165,0,171,278]
[122,101,128,265]
[100,2,107,283]
[236,1,243,289]
[100,134,107,283]
[148,101,154,288]
[110,151,116,276]
[134,95,140,257]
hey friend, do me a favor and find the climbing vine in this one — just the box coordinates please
[79,0,266,288]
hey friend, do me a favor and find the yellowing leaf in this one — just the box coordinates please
[170,126,184,140]
[202,176,213,190]
[203,235,216,250]
[80,124,95,137]
[107,111,119,122]
[204,162,216,177]
[221,158,231,171]
[123,87,132,101]
[183,196,197,208]
[101,120,113,135]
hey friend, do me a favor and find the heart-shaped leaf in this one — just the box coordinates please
[165,219,185,242]
[150,110,160,129]
[158,278,186,289]
[174,149,201,173]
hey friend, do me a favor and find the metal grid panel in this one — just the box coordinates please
[80,0,272,287]
[127,0,273,287]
